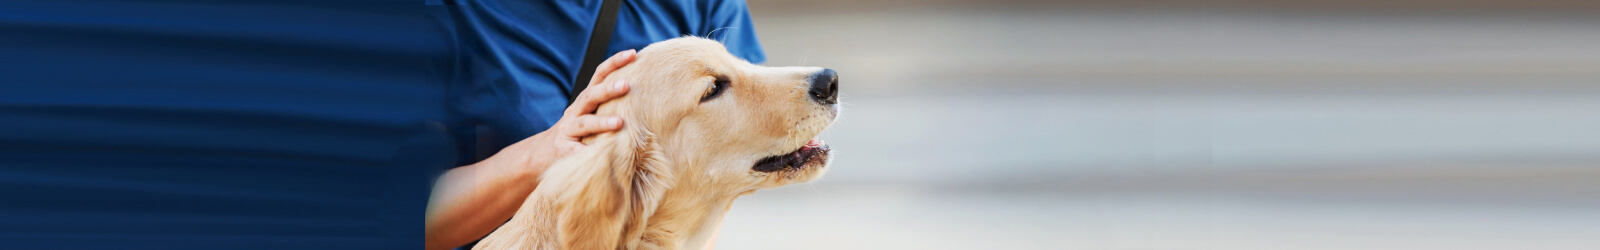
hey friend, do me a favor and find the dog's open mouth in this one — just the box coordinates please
[751,138,830,172]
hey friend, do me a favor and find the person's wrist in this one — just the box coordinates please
[487,135,543,182]
[514,133,555,179]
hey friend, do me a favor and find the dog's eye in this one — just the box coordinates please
[700,76,730,102]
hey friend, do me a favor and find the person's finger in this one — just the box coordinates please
[564,49,635,118]
[568,80,629,117]
[561,115,624,138]
[587,49,637,87]
[583,80,629,115]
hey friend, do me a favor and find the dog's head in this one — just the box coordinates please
[557,37,838,249]
[598,36,839,190]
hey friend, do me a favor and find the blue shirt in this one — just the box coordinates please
[2,2,447,249]
[430,0,767,164]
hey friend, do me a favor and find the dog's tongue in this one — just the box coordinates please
[805,138,824,147]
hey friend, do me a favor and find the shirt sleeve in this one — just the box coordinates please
[702,0,767,64]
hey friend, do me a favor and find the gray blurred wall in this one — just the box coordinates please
[714,1,1600,249]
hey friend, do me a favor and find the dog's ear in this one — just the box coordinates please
[552,121,672,250]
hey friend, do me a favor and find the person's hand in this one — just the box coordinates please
[426,49,637,250]
[517,49,637,173]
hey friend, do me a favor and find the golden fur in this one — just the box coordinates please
[474,37,838,250]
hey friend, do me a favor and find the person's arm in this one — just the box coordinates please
[424,50,638,250]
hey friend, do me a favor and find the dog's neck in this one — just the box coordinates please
[638,185,748,249]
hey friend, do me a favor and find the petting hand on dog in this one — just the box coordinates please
[524,49,637,171]
[424,50,637,250]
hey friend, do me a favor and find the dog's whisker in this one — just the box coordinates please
[797,48,814,66]
[704,27,737,43]
[803,182,824,195]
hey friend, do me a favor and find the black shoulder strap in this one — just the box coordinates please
[569,0,622,105]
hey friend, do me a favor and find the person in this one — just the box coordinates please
[421,1,767,249]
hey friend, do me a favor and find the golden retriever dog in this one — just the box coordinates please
[473,37,840,250]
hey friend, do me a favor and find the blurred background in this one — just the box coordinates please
[714,0,1600,249]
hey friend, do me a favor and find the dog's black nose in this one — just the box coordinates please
[809,69,838,104]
